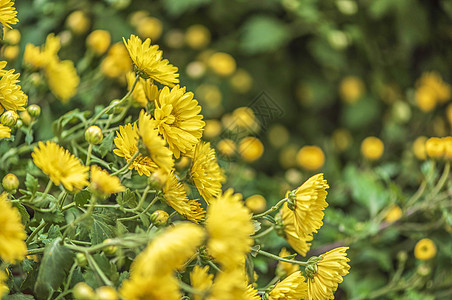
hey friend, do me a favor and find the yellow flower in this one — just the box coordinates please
[269,271,307,300]
[232,107,259,131]
[23,34,60,69]
[239,137,264,162]
[425,137,444,158]
[101,42,132,79]
[190,265,213,300]
[123,34,179,86]
[86,30,111,55]
[66,10,90,35]
[185,24,211,50]
[279,203,313,256]
[384,205,402,223]
[3,29,20,45]
[416,85,437,112]
[307,247,351,300]
[0,124,11,139]
[113,123,158,176]
[418,71,451,103]
[276,248,299,277]
[203,119,222,139]
[0,270,8,298]
[361,136,384,161]
[137,17,163,40]
[163,172,205,223]
[414,238,437,260]
[245,194,266,214]
[206,189,254,269]
[137,110,174,173]
[120,273,181,300]
[207,269,258,300]
[208,52,236,77]
[90,165,125,196]
[296,145,325,170]
[191,142,225,203]
[32,141,89,191]
[45,59,80,103]
[339,76,365,104]
[0,0,18,29]
[413,136,427,160]
[154,85,205,158]
[3,45,19,61]
[217,138,236,157]
[230,69,253,94]
[0,61,27,112]
[444,136,452,160]
[0,193,27,263]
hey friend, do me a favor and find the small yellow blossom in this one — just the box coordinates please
[413,136,427,160]
[190,265,213,300]
[137,17,163,40]
[361,136,384,160]
[208,52,236,77]
[0,0,18,29]
[32,141,89,191]
[23,34,61,69]
[217,139,236,157]
[90,165,125,196]
[207,269,257,300]
[3,29,20,45]
[0,193,27,263]
[0,124,11,139]
[245,194,266,214]
[3,45,19,60]
[66,10,90,35]
[45,59,79,103]
[296,145,325,170]
[203,119,222,139]
[101,42,132,79]
[230,69,253,93]
[339,76,365,104]
[239,137,264,162]
[384,205,402,223]
[269,271,307,300]
[0,270,8,298]
[425,137,444,158]
[185,25,211,49]
[414,238,437,260]
[86,30,111,55]
[443,136,452,159]
[0,61,27,112]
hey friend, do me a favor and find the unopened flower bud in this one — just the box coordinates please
[305,256,322,279]
[287,191,296,211]
[150,210,169,226]
[102,239,118,256]
[27,104,41,118]
[1,110,18,127]
[2,173,19,192]
[72,282,96,300]
[417,264,431,276]
[75,252,88,267]
[85,125,103,145]
[95,286,119,300]
[20,111,32,126]
[15,119,23,129]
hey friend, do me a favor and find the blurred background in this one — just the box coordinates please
[4,0,452,298]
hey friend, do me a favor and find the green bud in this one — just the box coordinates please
[287,191,296,211]
[85,125,104,145]
[2,173,19,192]
[417,264,431,276]
[102,239,118,256]
[150,210,169,226]
[72,282,96,300]
[15,119,23,129]
[27,104,41,118]
[1,110,18,127]
[20,111,32,126]
[75,252,88,267]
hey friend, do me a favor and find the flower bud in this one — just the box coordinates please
[245,195,267,214]
[102,239,118,256]
[86,30,111,55]
[95,286,119,300]
[85,125,103,145]
[72,282,96,300]
[425,137,444,159]
[2,173,19,192]
[0,110,18,127]
[75,252,88,267]
[150,210,169,226]
[66,11,90,35]
[15,119,23,129]
[19,111,31,127]
[27,104,41,118]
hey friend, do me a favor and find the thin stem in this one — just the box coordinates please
[207,261,222,273]
[26,221,47,245]
[39,180,53,203]
[133,185,152,212]
[58,190,68,210]
[430,162,450,199]
[252,226,274,239]
[86,144,93,165]
[257,249,308,266]
[27,248,46,255]
[253,198,288,219]
[118,195,159,222]
[111,150,140,176]
[87,253,113,286]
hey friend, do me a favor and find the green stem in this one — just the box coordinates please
[133,185,152,212]
[87,253,113,286]
[62,195,97,239]
[253,198,288,219]
[252,226,274,239]
[26,221,47,245]
[86,144,93,165]
[207,260,222,273]
[111,150,140,176]
[118,195,159,222]
[430,162,450,199]
[257,249,308,266]
[27,248,46,255]
[58,190,68,210]
[179,280,205,295]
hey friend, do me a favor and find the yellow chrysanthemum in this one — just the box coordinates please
[190,265,213,300]
[414,238,437,260]
[154,85,205,158]
[123,34,179,86]
[279,204,313,256]
[23,34,60,69]
[191,142,225,203]
[127,72,148,107]
[269,271,307,300]
[0,61,27,112]
[32,141,89,191]
[100,42,132,79]
[90,165,125,196]
[120,273,180,300]
[276,248,299,277]
[307,247,351,300]
[292,173,329,236]
[163,172,205,223]
[137,110,174,173]
[0,193,27,263]
[0,0,18,29]
[207,269,258,300]
[45,59,79,103]
[0,124,11,139]
[113,123,158,176]
[0,270,8,298]
[206,189,254,269]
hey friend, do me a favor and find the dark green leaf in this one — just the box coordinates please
[24,174,39,195]
[116,189,137,209]
[98,131,115,158]
[12,202,30,225]
[90,214,116,244]
[4,294,35,300]
[74,190,91,207]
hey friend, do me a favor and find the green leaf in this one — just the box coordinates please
[98,131,115,158]
[240,15,290,54]
[34,210,65,224]
[12,202,30,225]
[25,174,39,195]
[34,238,75,300]
[4,294,35,300]
[91,213,116,244]
[74,190,91,207]
[116,189,137,209]
[162,0,211,17]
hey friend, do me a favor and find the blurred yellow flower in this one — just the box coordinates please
[239,137,264,162]
[361,136,384,161]
[3,45,19,60]
[123,34,179,86]
[0,0,18,29]
[66,10,90,35]
[208,52,236,77]
[206,189,254,269]
[32,141,89,191]
[245,194,266,214]
[185,24,211,49]
[154,85,205,158]
[3,29,20,45]
[190,265,213,300]
[45,59,79,103]
[230,69,253,93]
[163,172,205,223]
[137,17,163,40]
[121,272,180,300]
[276,248,299,277]
[90,165,125,197]
[332,128,352,152]
[443,136,452,159]
[414,238,436,260]
[0,192,26,264]
[384,205,402,223]
[204,119,222,139]
[191,142,225,203]
[269,271,307,300]
[23,34,60,69]
[0,270,8,298]
[196,84,222,109]
[126,72,146,107]
[233,107,259,131]
[217,138,236,157]
[447,104,452,126]
[418,71,451,103]
[268,124,289,148]
[86,30,111,55]
[296,145,325,170]
[339,76,365,104]
[415,85,436,112]
[207,269,258,300]
[0,124,11,139]
[101,42,132,79]
[0,61,27,112]
[425,137,444,159]
[412,136,427,160]
[307,247,351,300]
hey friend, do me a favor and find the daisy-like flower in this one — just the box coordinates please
[0,193,27,264]
[190,265,213,300]
[23,34,60,69]
[206,189,254,269]
[276,248,299,277]
[191,142,225,204]
[207,269,259,300]
[414,238,437,260]
[0,124,11,139]
[269,271,307,300]
[0,270,8,298]
[123,34,179,86]
[0,61,27,113]
[163,172,205,223]
[120,273,181,300]
[90,165,125,197]
[32,141,89,191]
[291,173,329,236]
[154,85,205,158]
[45,59,80,103]
[113,123,158,176]
[137,110,174,173]
[0,0,18,29]
[307,247,351,300]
